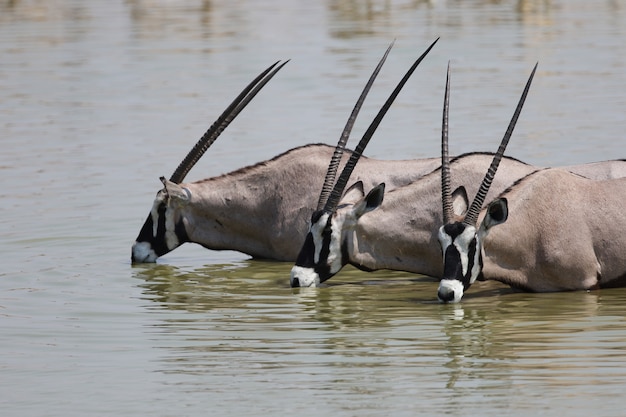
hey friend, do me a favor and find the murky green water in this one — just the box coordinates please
[2,1,626,416]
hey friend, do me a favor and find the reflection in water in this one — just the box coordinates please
[125,0,214,41]
[133,260,626,414]
[326,0,556,40]
[438,288,626,404]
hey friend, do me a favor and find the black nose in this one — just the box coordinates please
[438,288,455,303]
[291,278,300,288]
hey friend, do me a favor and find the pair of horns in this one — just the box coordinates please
[169,60,289,184]
[317,38,440,214]
[441,62,538,225]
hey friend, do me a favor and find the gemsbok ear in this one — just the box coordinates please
[340,181,366,205]
[451,186,469,217]
[484,198,509,229]
[160,177,191,205]
[353,182,385,217]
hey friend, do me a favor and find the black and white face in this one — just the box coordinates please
[289,209,347,288]
[131,179,190,263]
[436,222,483,303]
[289,181,385,288]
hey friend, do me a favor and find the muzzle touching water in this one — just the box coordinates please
[131,241,159,263]
[437,279,464,303]
[290,265,321,288]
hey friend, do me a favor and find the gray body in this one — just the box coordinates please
[437,160,626,302]
[349,154,537,277]
[477,168,626,291]
[289,152,626,287]
[132,143,441,262]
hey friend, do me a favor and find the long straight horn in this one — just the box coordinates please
[323,37,440,213]
[463,62,538,226]
[316,41,395,211]
[441,61,453,224]
[169,60,289,184]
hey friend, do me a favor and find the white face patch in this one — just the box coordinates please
[150,199,162,238]
[468,234,482,285]
[310,212,330,264]
[453,226,477,278]
[291,208,353,287]
[438,279,464,303]
[290,213,331,288]
[438,226,453,253]
[327,211,350,274]
[310,211,347,275]
[164,208,180,250]
[151,190,185,252]
[132,241,158,263]
[438,223,482,289]
[290,265,320,288]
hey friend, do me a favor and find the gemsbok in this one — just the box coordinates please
[437,65,626,302]
[132,39,440,263]
[290,64,626,288]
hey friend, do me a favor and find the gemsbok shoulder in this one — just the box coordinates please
[132,39,441,263]
[290,63,626,288]
[437,64,626,302]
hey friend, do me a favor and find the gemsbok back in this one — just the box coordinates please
[132,40,441,263]
[437,65,626,302]
[291,63,626,287]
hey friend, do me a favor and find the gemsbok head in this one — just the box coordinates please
[132,61,288,263]
[290,38,439,287]
[437,62,538,303]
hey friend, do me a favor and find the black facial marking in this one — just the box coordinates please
[441,222,478,291]
[295,232,317,268]
[134,202,187,259]
[310,210,324,224]
[175,217,189,245]
[135,214,154,243]
[443,222,467,240]
[316,216,334,283]
[294,213,335,283]
[464,237,478,290]
[143,203,171,256]
[442,245,464,282]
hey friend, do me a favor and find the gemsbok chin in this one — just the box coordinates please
[132,39,441,263]
[291,63,626,288]
[437,64,626,303]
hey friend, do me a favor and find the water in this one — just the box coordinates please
[2,1,626,416]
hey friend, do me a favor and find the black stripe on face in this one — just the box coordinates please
[294,210,334,282]
[175,215,189,245]
[441,222,478,290]
[443,222,466,240]
[316,215,334,283]
[295,232,316,268]
[149,203,171,257]
[465,236,478,290]
[134,202,188,258]
[443,245,464,282]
